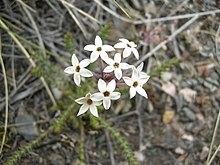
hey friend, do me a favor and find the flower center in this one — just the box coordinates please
[103,91,110,97]
[75,66,80,72]
[113,63,119,68]
[127,43,131,48]
[133,81,138,87]
[86,99,93,105]
[96,47,102,51]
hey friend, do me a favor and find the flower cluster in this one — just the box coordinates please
[64,36,150,117]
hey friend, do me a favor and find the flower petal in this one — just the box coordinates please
[114,42,126,48]
[119,38,129,44]
[120,63,131,70]
[102,45,115,52]
[131,68,139,80]
[114,53,121,63]
[139,74,150,85]
[129,41,137,48]
[75,97,85,104]
[103,66,114,73]
[114,68,122,80]
[136,86,148,99]
[123,77,133,86]
[71,54,79,66]
[95,36,102,47]
[110,92,121,100]
[64,66,75,74]
[90,104,99,117]
[84,44,96,51]
[93,101,103,106]
[129,86,136,99]
[90,51,99,63]
[105,58,114,65]
[107,79,116,92]
[123,47,132,58]
[91,93,104,101]
[103,98,111,110]
[98,79,107,92]
[137,62,144,72]
[74,73,81,86]
[77,104,89,116]
[80,59,90,68]
[132,48,139,59]
[100,51,109,62]
[80,68,93,77]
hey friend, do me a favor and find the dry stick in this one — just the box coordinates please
[206,110,220,164]
[215,24,220,63]
[105,131,116,165]
[134,15,199,66]
[0,20,57,106]
[0,34,9,155]
[207,143,220,165]
[94,0,220,24]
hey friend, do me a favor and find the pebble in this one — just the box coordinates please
[182,107,196,121]
[200,146,209,161]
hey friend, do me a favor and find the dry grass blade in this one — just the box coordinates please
[61,1,88,37]
[16,0,36,13]
[0,34,9,155]
[0,20,57,106]
[112,0,131,18]
[206,110,220,164]
[59,0,100,24]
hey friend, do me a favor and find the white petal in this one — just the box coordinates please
[71,54,79,66]
[119,38,129,44]
[120,63,131,70]
[123,77,133,86]
[84,45,96,51]
[103,66,114,73]
[103,98,111,110]
[114,68,122,80]
[74,73,81,86]
[102,45,115,52]
[114,42,126,48]
[64,66,75,74]
[95,36,102,47]
[136,86,148,99]
[80,68,93,77]
[98,79,107,92]
[90,104,99,117]
[132,48,139,59]
[94,101,103,106]
[105,58,114,65]
[80,59,90,68]
[129,41,137,48]
[75,97,85,104]
[91,93,104,101]
[100,51,109,62]
[110,92,121,100]
[123,47,132,58]
[137,62,144,72]
[131,68,139,80]
[114,53,121,63]
[77,104,89,116]
[129,86,136,99]
[139,74,150,85]
[90,51,99,63]
[107,79,116,92]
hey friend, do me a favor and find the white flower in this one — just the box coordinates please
[75,93,102,117]
[123,68,149,99]
[136,62,150,80]
[103,53,131,80]
[114,38,139,59]
[84,36,115,63]
[64,54,93,86]
[91,79,120,110]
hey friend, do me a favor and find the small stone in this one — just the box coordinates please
[175,147,185,155]
[200,146,209,160]
[163,110,175,124]
[182,107,196,121]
